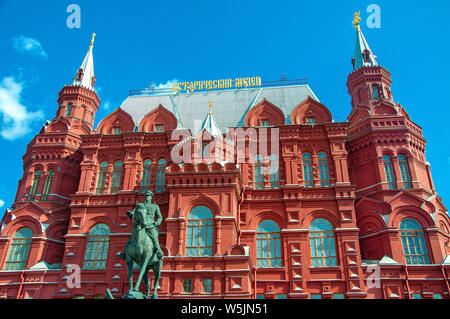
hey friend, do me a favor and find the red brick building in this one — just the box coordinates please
[0,24,449,300]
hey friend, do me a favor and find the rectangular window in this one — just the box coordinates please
[307,117,316,125]
[183,279,193,293]
[433,294,443,299]
[334,294,345,299]
[155,124,164,132]
[412,293,422,299]
[256,295,265,299]
[383,156,396,190]
[310,231,337,267]
[5,238,32,271]
[113,127,121,135]
[311,294,322,299]
[261,120,270,127]
[276,294,287,299]
[203,279,212,294]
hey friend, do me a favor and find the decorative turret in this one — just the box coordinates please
[196,101,222,137]
[54,33,100,135]
[347,13,396,124]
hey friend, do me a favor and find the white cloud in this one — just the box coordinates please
[103,100,111,110]
[13,35,48,59]
[154,79,179,90]
[0,77,44,141]
[0,200,5,208]
[144,79,179,96]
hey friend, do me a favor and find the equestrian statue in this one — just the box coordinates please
[106,190,164,299]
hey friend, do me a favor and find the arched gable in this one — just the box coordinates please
[290,96,332,125]
[3,216,44,238]
[83,216,116,234]
[302,209,339,229]
[179,194,221,219]
[45,220,69,241]
[389,207,435,229]
[372,100,397,116]
[139,105,177,132]
[244,99,285,127]
[96,108,135,135]
[357,211,387,236]
[249,211,286,231]
[46,118,70,133]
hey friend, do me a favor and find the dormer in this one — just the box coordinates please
[139,105,177,133]
[96,108,135,135]
[244,99,285,127]
[290,96,332,125]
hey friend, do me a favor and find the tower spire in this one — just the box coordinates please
[73,32,96,90]
[352,13,378,71]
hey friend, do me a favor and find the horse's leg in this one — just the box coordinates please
[126,255,134,293]
[151,260,162,299]
[134,254,150,292]
[143,266,151,299]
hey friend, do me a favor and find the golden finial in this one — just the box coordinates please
[208,101,213,115]
[352,11,361,31]
[89,32,96,51]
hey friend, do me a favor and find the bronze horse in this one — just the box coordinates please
[122,203,162,299]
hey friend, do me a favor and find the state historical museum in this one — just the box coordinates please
[0,21,449,300]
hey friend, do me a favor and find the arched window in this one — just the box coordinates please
[254,155,264,189]
[270,155,280,189]
[400,219,430,265]
[155,159,167,193]
[186,206,213,256]
[318,152,330,187]
[65,104,73,117]
[5,228,33,271]
[83,224,110,270]
[96,162,108,195]
[383,155,396,190]
[110,161,123,194]
[140,159,152,192]
[302,153,313,188]
[372,85,379,99]
[257,220,282,268]
[398,155,412,189]
[29,170,42,201]
[309,219,337,267]
[41,170,55,201]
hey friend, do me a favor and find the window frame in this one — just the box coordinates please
[110,161,123,194]
[155,159,167,193]
[41,170,55,201]
[4,228,33,271]
[309,218,338,267]
[186,206,214,257]
[302,153,314,188]
[256,220,282,268]
[383,155,397,190]
[83,224,111,270]
[400,219,430,265]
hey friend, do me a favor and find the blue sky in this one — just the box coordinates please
[0,0,449,216]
